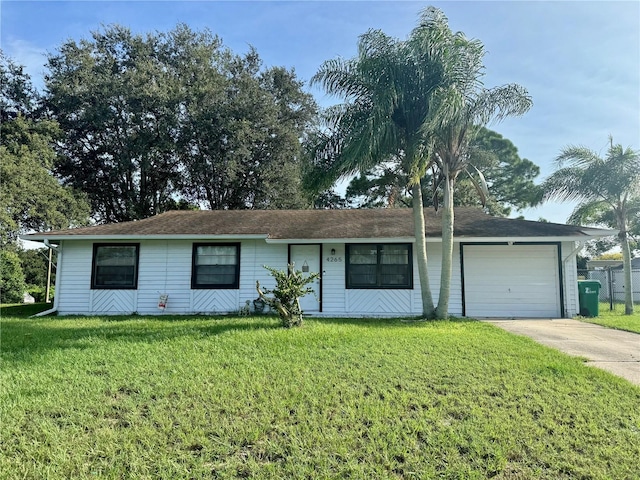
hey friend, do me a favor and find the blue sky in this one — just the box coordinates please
[2,0,639,224]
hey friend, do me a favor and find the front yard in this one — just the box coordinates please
[1,311,639,479]
[581,302,640,334]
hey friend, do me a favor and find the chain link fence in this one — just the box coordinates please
[577,268,640,311]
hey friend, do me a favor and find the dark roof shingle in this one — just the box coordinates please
[25,207,610,240]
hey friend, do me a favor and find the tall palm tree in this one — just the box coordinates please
[308,8,478,318]
[543,138,640,314]
[432,85,532,319]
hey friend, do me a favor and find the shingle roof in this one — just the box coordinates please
[25,207,612,240]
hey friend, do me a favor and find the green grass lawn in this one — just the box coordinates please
[1,302,53,317]
[1,313,639,479]
[580,302,640,334]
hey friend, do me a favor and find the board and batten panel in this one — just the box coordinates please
[463,244,561,318]
[345,289,415,315]
[56,239,92,314]
[90,290,136,314]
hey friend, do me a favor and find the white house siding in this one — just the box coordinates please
[344,290,415,316]
[238,241,288,308]
[89,290,137,314]
[54,239,465,317]
[56,238,570,318]
[56,240,92,314]
[138,240,191,314]
[135,240,289,315]
[319,242,462,317]
[561,241,579,318]
[56,239,292,315]
[427,243,463,317]
[323,242,417,317]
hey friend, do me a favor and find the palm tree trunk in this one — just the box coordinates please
[618,214,635,315]
[435,175,454,319]
[412,183,435,318]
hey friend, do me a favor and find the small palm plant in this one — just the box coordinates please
[256,264,319,328]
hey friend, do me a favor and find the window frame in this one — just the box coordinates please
[191,242,241,289]
[91,243,140,290]
[345,243,413,289]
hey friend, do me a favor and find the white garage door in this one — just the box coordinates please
[463,244,561,318]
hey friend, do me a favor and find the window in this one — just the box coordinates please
[346,244,412,289]
[192,243,240,289]
[91,244,139,289]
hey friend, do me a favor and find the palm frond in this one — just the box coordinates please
[465,164,489,207]
[542,167,600,203]
[544,140,640,242]
[472,84,532,126]
[551,142,640,200]
[567,201,613,226]
[554,146,602,169]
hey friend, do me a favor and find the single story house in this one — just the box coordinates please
[22,208,614,318]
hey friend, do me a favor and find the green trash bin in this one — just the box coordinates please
[578,280,601,317]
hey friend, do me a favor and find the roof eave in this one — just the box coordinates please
[20,233,270,242]
[265,236,417,244]
[455,234,613,243]
[22,233,613,244]
[581,228,618,237]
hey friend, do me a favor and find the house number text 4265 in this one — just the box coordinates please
[326,256,343,262]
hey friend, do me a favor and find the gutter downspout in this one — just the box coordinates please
[561,240,584,319]
[32,239,60,317]
[563,241,584,263]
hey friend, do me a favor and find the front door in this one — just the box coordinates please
[289,244,321,313]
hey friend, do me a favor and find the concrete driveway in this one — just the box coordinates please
[484,319,640,386]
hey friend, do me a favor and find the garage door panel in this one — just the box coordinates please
[463,244,561,318]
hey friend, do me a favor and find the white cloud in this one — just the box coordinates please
[3,37,48,88]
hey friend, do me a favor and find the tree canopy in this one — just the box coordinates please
[0,53,89,244]
[45,24,317,223]
[345,127,541,215]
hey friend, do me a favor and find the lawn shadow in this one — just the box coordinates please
[1,303,53,317]
[1,315,281,365]
[309,315,478,328]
